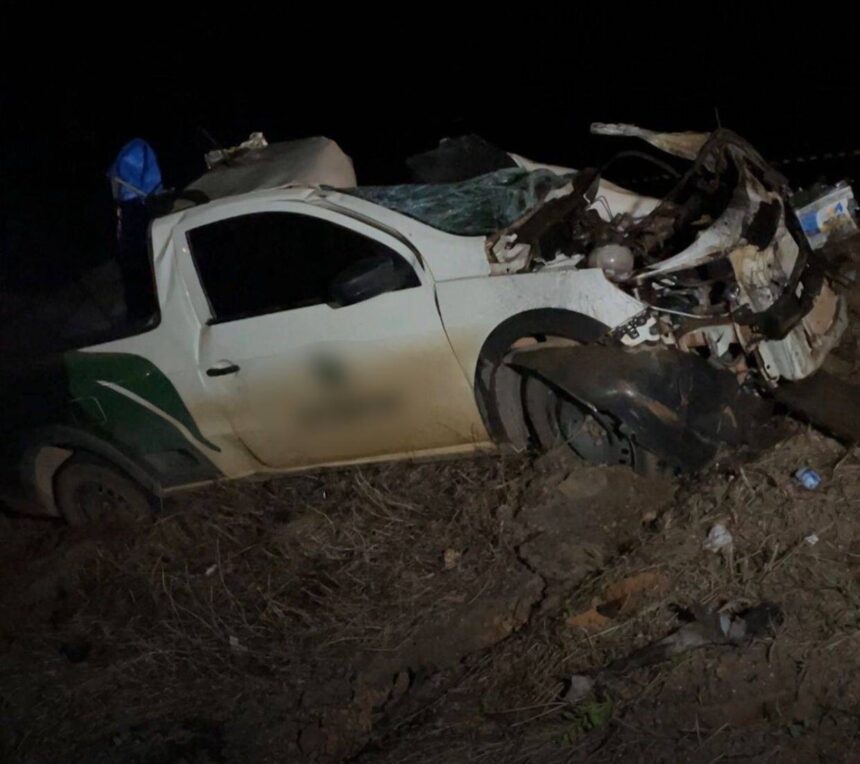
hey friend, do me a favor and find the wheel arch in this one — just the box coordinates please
[20,426,163,517]
[473,308,609,447]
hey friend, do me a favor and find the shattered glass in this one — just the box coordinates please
[348,168,576,236]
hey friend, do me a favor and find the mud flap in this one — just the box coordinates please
[508,345,775,471]
[773,371,860,443]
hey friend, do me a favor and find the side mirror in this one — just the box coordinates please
[330,254,414,307]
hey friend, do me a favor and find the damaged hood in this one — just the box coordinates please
[487,125,790,280]
[489,123,846,385]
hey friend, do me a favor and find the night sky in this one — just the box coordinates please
[2,12,857,290]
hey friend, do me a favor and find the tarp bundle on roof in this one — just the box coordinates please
[185,136,356,201]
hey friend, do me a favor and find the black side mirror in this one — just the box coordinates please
[330,254,416,307]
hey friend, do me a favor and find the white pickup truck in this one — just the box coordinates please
[3,127,847,523]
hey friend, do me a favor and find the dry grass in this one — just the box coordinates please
[362,430,860,763]
[0,455,532,761]
[2,430,860,762]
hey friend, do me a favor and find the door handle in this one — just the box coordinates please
[206,363,240,377]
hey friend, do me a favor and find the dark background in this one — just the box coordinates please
[2,11,858,291]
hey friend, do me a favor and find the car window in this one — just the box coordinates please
[186,211,418,323]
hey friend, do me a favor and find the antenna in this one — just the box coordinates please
[199,127,224,151]
[714,107,722,129]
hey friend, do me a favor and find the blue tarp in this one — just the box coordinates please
[108,139,163,202]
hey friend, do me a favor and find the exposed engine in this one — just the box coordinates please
[487,127,847,386]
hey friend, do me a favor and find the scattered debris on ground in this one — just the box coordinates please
[1,421,859,762]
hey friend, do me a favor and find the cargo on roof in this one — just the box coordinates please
[183,135,356,203]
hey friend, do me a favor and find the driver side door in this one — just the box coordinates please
[175,201,489,469]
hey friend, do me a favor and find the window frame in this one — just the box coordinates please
[176,201,426,327]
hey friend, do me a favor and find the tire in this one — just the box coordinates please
[54,454,153,525]
[522,375,645,470]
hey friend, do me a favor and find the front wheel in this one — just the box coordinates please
[522,375,647,470]
[54,455,153,525]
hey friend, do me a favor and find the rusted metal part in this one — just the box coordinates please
[729,205,816,341]
[804,281,840,335]
[773,371,860,442]
[623,130,787,276]
[597,128,845,382]
[591,123,710,161]
[507,344,776,471]
[485,169,600,270]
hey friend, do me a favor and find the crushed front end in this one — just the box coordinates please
[497,126,850,469]
[495,127,847,386]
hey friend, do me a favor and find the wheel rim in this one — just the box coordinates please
[553,392,635,467]
[73,481,133,520]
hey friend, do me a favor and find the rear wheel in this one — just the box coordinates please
[55,455,153,525]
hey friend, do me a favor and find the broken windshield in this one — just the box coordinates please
[347,168,576,236]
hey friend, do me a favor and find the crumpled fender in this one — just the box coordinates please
[507,345,774,471]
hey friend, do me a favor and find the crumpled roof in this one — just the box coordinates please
[348,168,575,236]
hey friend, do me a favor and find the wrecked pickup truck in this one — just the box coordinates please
[2,126,847,522]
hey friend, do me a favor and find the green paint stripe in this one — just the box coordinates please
[96,381,220,453]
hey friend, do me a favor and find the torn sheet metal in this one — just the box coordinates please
[484,170,597,272]
[633,193,751,279]
[509,153,661,221]
[483,129,793,280]
[406,135,661,224]
[625,130,788,279]
[488,125,847,385]
[591,122,709,160]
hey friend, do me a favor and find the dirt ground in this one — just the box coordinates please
[3,262,860,762]
[2,426,860,762]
